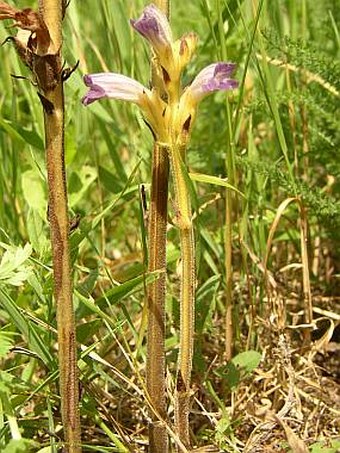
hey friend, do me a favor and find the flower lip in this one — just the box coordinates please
[130,3,172,52]
[186,62,238,101]
[82,73,148,106]
[82,74,105,105]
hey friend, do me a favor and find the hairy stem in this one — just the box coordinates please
[37,1,81,450]
[146,1,170,451]
[170,144,195,449]
[147,143,169,452]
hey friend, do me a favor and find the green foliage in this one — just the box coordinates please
[0,332,15,358]
[0,243,32,287]
[310,439,340,453]
[215,351,262,390]
[1,439,37,453]
[0,0,338,449]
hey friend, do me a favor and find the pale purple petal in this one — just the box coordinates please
[82,73,148,106]
[187,62,238,102]
[130,4,172,52]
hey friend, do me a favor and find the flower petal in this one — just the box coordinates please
[186,62,238,102]
[130,4,172,54]
[82,73,149,106]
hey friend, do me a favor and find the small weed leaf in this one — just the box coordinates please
[0,243,32,286]
[309,439,340,453]
[224,361,241,390]
[0,332,15,358]
[2,439,37,453]
[215,350,262,390]
[231,350,262,374]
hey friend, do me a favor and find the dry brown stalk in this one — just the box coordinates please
[263,196,313,343]
[38,1,81,449]
[147,142,169,452]
[0,0,81,449]
[146,1,170,451]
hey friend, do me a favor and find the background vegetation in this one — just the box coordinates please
[0,0,339,451]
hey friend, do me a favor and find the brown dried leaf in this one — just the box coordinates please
[0,2,50,55]
[274,416,309,453]
[0,2,17,20]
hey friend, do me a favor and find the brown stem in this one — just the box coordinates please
[147,143,169,452]
[37,1,81,450]
[146,2,170,452]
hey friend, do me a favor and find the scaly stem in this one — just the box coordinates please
[170,144,195,449]
[147,142,169,452]
[37,0,81,450]
[146,1,170,451]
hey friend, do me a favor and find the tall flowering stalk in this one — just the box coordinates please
[0,1,81,451]
[82,3,237,448]
[146,1,170,451]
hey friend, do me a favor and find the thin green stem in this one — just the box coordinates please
[216,0,236,360]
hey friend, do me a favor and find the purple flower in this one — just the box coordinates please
[130,4,172,55]
[186,63,238,102]
[82,72,168,139]
[82,73,150,106]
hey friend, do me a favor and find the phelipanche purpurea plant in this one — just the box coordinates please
[0,0,81,451]
[145,2,170,452]
[82,3,238,449]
